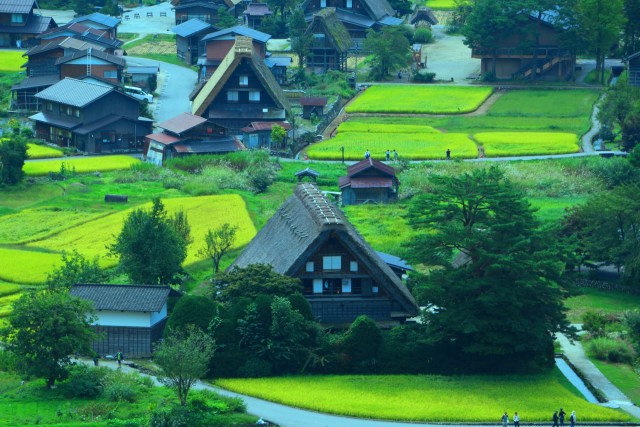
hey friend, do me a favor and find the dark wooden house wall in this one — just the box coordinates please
[294,238,401,324]
[60,63,122,84]
[91,319,166,358]
[27,50,65,76]
[630,56,640,87]
[307,20,347,72]
[342,186,392,205]
[305,0,367,15]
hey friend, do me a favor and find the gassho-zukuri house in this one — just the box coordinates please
[230,183,419,326]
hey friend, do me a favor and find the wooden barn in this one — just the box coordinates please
[70,284,177,358]
[305,8,351,73]
[243,2,272,29]
[300,96,327,119]
[0,0,56,48]
[410,7,438,27]
[172,18,215,65]
[471,11,575,81]
[230,183,419,326]
[192,36,290,135]
[339,158,399,205]
[173,0,242,25]
[628,51,640,87]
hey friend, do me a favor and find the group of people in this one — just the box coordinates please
[364,149,398,161]
[501,409,576,427]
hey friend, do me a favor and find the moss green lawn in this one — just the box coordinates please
[216,371,629,422]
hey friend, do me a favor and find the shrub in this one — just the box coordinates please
[590,157,639,188]
[246,163,276,193]
[104,379,139,402]
[624,309,640,345]
[582,311,612,337]
[59,365,110,398]
[167,295,218,334]
[413,27,433,43]
[237,358,273,378]
[149,405,191,427]
[586,337,635,363]
[338,315,383,372]
[412,72,436,83]
[0,349,18,372]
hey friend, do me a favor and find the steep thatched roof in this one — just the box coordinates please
[305,8,352,53]
[231,183,419,317]
[410,7,438,26]
[192,36,290,117]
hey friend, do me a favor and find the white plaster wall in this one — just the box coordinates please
[95,310,151,327]
[150,305,167,326]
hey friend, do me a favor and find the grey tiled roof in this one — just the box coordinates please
[0,15,54,34]
[34,77,113,107]
[55,49,126,67]
[69,12,120,28]
[0,0,34,14]
[71,284,171,312]
[172,18,213,38]
[11,74,59,90]
[202,25,271,43]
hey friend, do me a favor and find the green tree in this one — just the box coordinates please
[289,9,311,76]
[0,135,28,185]
[199,223,238,276]
[45,250,107,292]
[154,325,215,406]
[338,315,383,372]
[267,296,308,374]
[388,0,412,16]
[405,167,575,372]
[1,290,96,388]
[364,26,411,80]
[266,0,300,19]
[564,183,640,284]
[270,124,287,149]
[572,0,626,84]
[109,198,190,285]
[166,295,218,334]
[216,6,237,28]
[598,80,640,150]
[215,264,302,302]
[623,0,640,56]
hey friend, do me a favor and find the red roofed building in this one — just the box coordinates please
[241,120,291,149]
[338,158,399,205]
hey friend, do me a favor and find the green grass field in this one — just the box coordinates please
[307,131,478,160]
[488,90,599,118]
[346,85,493,114]
[0,50,25,72]
[425,0,456,10]
[217,371,628,422]
[565,288,640,323]
[26,143,64,159]
[475,132,580,157]
[0,248,63,285]
[591,359,640,405]
[23,156,140,176]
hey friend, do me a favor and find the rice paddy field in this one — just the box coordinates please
[425,0,456,10]
[346,85,493,114]
[217,371,629,422]
[23,155,140,176]
[315,89,600,160]
[0,50,25,72]
[475,132,580,157]
[26,143,64,159]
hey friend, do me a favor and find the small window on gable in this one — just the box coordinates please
[227,90,239,102]
[313,278,323,294]
[306,261,314,272]
[350,261,358,272]
[323,255,341,270]
[239,75,248,86]
[103,70,117,79]
[372,285,379,294]
[346,0,352,8]
[320,0,326,7]
[249,91,260,102]
[74,108,80,118]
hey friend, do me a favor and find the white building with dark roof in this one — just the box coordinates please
[71,284,177,357]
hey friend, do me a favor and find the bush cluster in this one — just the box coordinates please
[582,309,640,365]
[59,364,153,401]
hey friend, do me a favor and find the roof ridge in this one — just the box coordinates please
[295,183,343,226]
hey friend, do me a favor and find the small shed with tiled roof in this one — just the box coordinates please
[410,7,438,27]
[300,96,327,119]
[305,8,351,73]
[241,120,291,149]
[70,284,179,357]
[230,183,418,325]
[243,2,272,29]
[338,158,399,205]
[172,18,215,65]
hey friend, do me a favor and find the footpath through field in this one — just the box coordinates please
[82,351,640,427]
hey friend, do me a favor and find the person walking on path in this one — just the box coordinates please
[501,411,509,427]
[116,351,123,368]
[385,149,390,161]
[393,149,398,161]
[570,411,576,427]
[446,148,451,160]
[364,149,370,159]
[513,412,520,427]
[552,411,559,427]
[559,408,566,427]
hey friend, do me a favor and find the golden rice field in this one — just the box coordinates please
[475,132,581,157]
[346,85,493,114]
[0,50,25,72]
[0,248,63,285]
[25,195,256,275]
[307,132,478,160]
[23,155,140,176]
[26,143,64,159]
[217,372,629,422]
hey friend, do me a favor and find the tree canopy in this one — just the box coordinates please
[199,223,238,276]
[109,198,190,285]
[46,250,107,292]
[364,27,411,80]
[214,264,302,302]
[0,135,28,185]
[1,290,96,387]
[405,167,574,372]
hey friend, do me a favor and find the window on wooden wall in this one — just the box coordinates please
[306,261,314,272]
[249,91,260,102]
[346,0,352,8]
[342,279,351,293]
[104,70,117,79]
[350,261,358,272]
[239,75,248,86]
[227,90,239,102]
[322,255,341,270]
[313,278,323,294]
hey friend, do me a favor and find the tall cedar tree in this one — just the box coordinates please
[364,26,411,80]
[2,291,96,388]
[405,167,574,373]
[289,9,311,74]
[110,198,190,285]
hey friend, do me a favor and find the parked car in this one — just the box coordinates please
[124,86,153,103]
